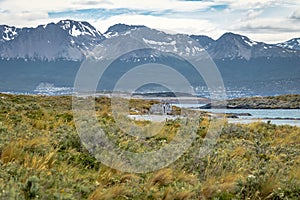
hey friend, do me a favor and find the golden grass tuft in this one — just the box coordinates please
[148,168,174,187]
[96,166,122,187]
[174,190,195,200]
[120,173,141,183]
[154,122,179,142]
[1,142,24,164]
[176,171,199,186]
[161,187,174,200]
[89,185,128,200]
[201,173,242,199]
[230,146,247,158]
[289,156,300,180]
[260,176,280,198]
[23,136,50,149]
[23,151,56,170]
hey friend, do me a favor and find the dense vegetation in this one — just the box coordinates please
[227,94,300,109]
[0,93,299,199]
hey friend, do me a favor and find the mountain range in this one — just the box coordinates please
[0,20,105,61]
[0,19,300,97]
[1,19,300,61]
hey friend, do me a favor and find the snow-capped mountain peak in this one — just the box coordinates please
[218,32,258,47]
[189,35,215,50]
[0,20,105,61]
[104,23,146,37]
[206,32,297,60]
[0,25,20,41]
[276,38,300,50]
[57,20,103,38]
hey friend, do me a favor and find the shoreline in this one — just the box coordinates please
[1,92,300,109]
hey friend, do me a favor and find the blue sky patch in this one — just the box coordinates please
[49,8,174,20]
[210,4,228,11]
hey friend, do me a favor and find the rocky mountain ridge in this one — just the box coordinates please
[1,20,300,61]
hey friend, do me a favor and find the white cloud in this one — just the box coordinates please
[246,32,300,44]
[0,0,213,13]
[217,0,288,10]
[232,18,300,32]
[241,9,263,21]
[229,17,300,42]
[91,14,223,38]
[0,0,74,12]
[291,9,300,19]
[0,11,49,27]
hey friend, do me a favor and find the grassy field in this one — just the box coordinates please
[0,93,299,199]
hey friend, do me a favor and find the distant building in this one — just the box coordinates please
[149,103,172,115]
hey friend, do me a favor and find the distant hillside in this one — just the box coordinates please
[228,94,300,109]
[202,94,300,109]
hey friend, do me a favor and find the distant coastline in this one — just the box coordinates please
[128,93,300,109]
[209,94,300,109]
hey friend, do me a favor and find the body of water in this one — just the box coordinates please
[198,109,300,119]
[227,118,300,127]
[173,104,300,127]
[201,109,300,127]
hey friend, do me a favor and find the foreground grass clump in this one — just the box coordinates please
[0,93,299,199]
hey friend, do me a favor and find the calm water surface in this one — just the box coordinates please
[173,104,300,127]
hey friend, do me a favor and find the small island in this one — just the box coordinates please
[200,94,300,109]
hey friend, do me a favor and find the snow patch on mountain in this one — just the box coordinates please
[244,39,257,47]
[1,26,19,41]
[104,23,146,38]
[70,25,82,37]
[143,38,177,46]
[276,38,300,50]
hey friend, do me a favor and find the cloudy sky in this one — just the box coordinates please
[0,0,299,43]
